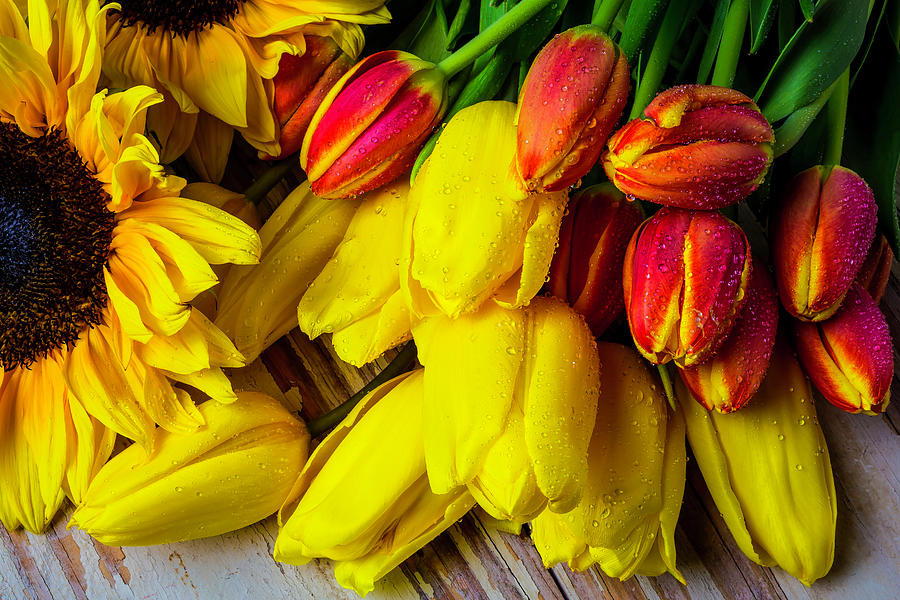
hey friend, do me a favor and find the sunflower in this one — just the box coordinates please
[102,0,391,182]
[0,0,261,533]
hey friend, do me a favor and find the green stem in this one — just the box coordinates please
[592,0,627,31]
[306,342,418,438]
[710,0,749,87]
[244,155,297,205]
[629,1,683,119]
[436,0,553,78]
[656,364,678,412]
[822,68,850,167]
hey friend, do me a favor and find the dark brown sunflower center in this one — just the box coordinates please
[0,122,115,370]
[113,0,245,36]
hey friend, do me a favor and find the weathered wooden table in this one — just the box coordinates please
[2,168,898,600]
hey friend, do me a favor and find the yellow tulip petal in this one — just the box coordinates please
[523,298,599,513]
[330,290,412,367]
[70,392,309,546]
[298,180,407,339]
[531,509,590,569]
[468,407,545,522]
[415,302,525,494]
[216,183,356,361]
[406,101,535,318]
[677,338,836,585]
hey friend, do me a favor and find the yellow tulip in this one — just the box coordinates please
[298,179,413,367]
[214,182,357,361]
[677,336,836,585]
[531,342,686,582]
[414,297,599,522]
[400,101,568,319]
[275,370,474,596]
[69,392,309,545]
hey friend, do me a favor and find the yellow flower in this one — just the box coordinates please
[0,0,260,533]
[531,342,685,582]
[677,337,837,585]
[69,392,309,545]
[214,181,359,362]
[102,0,390,181]
[298,179,412,366]
[275,370,474,596]
[401,101,568,319]
[413,297,599,522]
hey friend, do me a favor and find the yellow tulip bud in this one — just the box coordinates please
[298,179,413,367]
[532,343,685,582]
[275,370,474,596]
[215,182,358,362]
[414,297,599,522]
[69,392,309,545]
[677,336,836,585]
[401,101,568,319]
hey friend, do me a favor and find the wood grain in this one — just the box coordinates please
[1,159,898,600]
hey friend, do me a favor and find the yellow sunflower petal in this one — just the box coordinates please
[64,326,157,450]
[176,26,249,127]
[121,196,261,265]
[108,229,190,337]
[59,0,110,132]
[146,92,199,163]
[0,1,28,39]
[104,269,154,344]
[64,394,115,505]
[164,367,238,404]
[124,360,205,435]
[185,111,234,184]
[138,309,244,374]
[0,34,58,134]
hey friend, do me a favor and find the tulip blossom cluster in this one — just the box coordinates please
[14,1,893,597]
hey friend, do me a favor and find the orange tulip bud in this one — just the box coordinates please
[772,166,877,321]
[515,25,629,192]
[603,85,774,209]
[270,37,355,160]
[678,259,779,412]
[301,51,448,199]
[548,183,642,337]
[792,284,892,414]
[623,207,751,366]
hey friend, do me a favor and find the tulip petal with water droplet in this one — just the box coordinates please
[792,284,892,414]
[69,392,309,545]
[678,337,836,586]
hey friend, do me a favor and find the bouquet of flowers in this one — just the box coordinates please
[0,0,896,597]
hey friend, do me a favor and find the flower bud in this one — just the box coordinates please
[69,393,309,546]
[603,85,774,209]
[623,207,752,366]
[677,337,837,586]
[274,370,474,596]
[855,233,893,304]
[792,284,892,414]
[516,25,629,192]
[413,297,599,522]
[214,182,358,362]
[298,180,413,366]
[300,50,448,199]
[270,36,355,159]
[548,183,642,337]
[771,166,877,321]
[532,343,686,583]
[401,101,567,319]
[678,259,779,413]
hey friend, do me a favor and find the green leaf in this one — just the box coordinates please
[407,0,452,63]
[447,0,474,49]
[797,0,814,21]
[843,27,900,254]
[697,0,731,83]
[757,0,869,123]
[619,0,671,63]
[749,0,779,54]
[502,0,568,62]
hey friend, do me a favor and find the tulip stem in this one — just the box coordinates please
[307,342,418,438]
[244,155,298,205]
[710,0,749,88]
[592,0,627,31]
[823,68,850,167]
[629,1,683,119]
[656,364,678,412]
[436,0,554,78]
